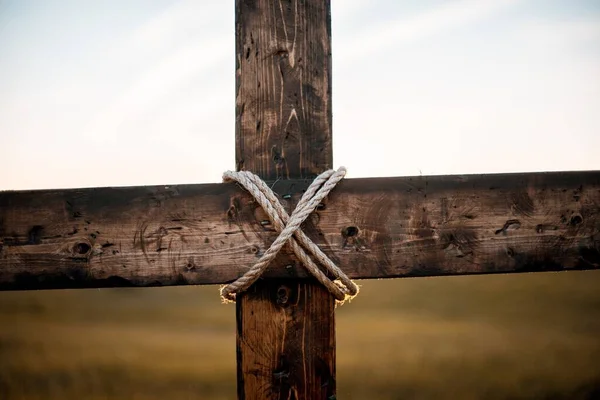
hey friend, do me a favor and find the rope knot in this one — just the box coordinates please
[220,167,359,304]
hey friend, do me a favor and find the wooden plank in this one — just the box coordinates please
[1,170,600,290]
[234,0,335,398]
[236,280,335,399]
[235,0,332,182]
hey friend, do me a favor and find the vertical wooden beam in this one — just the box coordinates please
[235,0,335,399]
[235,0,332,181]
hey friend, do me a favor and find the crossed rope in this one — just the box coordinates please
[220,167,359,303]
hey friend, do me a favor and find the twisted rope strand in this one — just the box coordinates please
[220,167,359,303]
[221,171,344,300]
[245,170,358,295]
[220,168,346,300]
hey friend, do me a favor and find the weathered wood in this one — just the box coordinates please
[3,1,598,398]
[235,0,332,181]
[236,280,335,399]
[1,170,599,290]
[235,0,335,398]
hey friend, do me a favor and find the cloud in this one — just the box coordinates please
[510,16,600,54]
[2,0,599,190]
[337,0,524,62]
[0,0,235,189]
[332,3,600,179]
[81,0,233,142]
[331,0,370,21]
[83,37,231,142]
[115,0,231,62]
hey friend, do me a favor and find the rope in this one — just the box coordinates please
[220,167,359,304]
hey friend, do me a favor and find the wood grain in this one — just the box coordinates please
[235,0,332,181]
[236,280,335,399]
[1,171,599,289]
[235,1,335,398]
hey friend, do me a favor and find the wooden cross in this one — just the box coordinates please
[1,1,599,398]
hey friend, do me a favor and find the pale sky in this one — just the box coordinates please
[0,0,599,190]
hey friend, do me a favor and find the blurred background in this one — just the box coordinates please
[1,273,599,399]
[1,0,600,398]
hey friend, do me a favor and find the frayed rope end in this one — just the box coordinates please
[334,279,360,307]
[219,285,236,304]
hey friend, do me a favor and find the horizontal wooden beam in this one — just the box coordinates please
[1,171,599,290]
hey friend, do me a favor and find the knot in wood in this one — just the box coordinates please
[219,167,359,304]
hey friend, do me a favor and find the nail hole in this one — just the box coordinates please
[74,242,91,255]
[250,245,259,254]
[276,285,290,305]
[342,226,359,238]
[570,213,583,226]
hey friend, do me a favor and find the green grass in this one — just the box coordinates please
[1,271,599,399]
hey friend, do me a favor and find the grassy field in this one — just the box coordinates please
[1,271,599,399]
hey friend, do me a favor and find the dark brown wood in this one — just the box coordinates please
[235,0,332,181]
[2,1,599,399]
[235,1,335,398]
[1,170,600,290]
[236,280,335,399]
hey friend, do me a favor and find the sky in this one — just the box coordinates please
[0,0,599,190]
